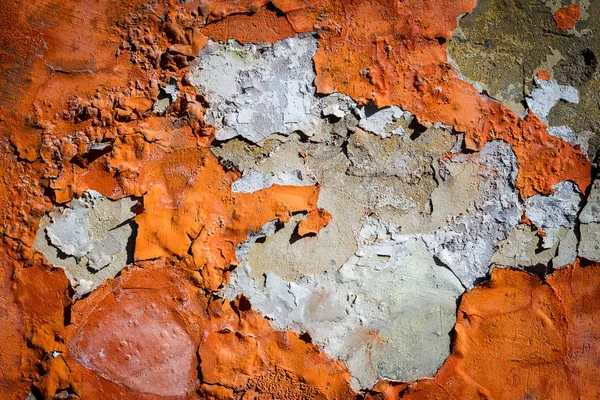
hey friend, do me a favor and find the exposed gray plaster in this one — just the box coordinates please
[225,218,464,390]
[526,77,579,124]
[554,228,578,268]
[423,140,522,287]
[34,191,137,298]
[579,179,600,261]
[356,106,411,138]
[548,126,582,148]
[580,179,600,224]
[231,170,313,193]
[525,181,584,229]
[189,34,322,142]
[221,140,528,390]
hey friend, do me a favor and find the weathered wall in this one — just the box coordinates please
[0,0,599,399]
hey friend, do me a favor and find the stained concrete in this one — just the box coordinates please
[222,140,525,389]
[492,224,577,270]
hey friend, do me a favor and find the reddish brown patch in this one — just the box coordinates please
[297,208,332,236]
[0,247,35,398]
[67,267,201,397]
[553,5,581,31]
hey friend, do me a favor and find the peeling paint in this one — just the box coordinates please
[1,0,599,398]
[579,178,600,262]
[225,220,464,390]
[190,35,321,142]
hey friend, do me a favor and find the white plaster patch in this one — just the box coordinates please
[357,106,411,138]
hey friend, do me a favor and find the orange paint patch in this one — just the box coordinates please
[297,208,332,236]
[62,131,323,291]
[553,4,581,31]
[0,0,147,162]
[134,148,321,290]
[0,243,72,398]
[536,69,551,80]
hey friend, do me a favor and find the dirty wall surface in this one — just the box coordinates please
[0,0,599,398]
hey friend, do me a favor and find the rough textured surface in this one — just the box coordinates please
[579,178,600,262]
[447,0,600,163]
[492,224,578,270]
[424,140,521,287]
[215,124,459,281]
[225,221,464,389]
[525,180,583,229]
[34,191,137,297]
[223,139,526,389]
[366,261,600,400]
[526,77,579,124]
[1,0,599,398]
[190,35,321,142]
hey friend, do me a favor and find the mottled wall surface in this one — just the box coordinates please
[0,0,599,399]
